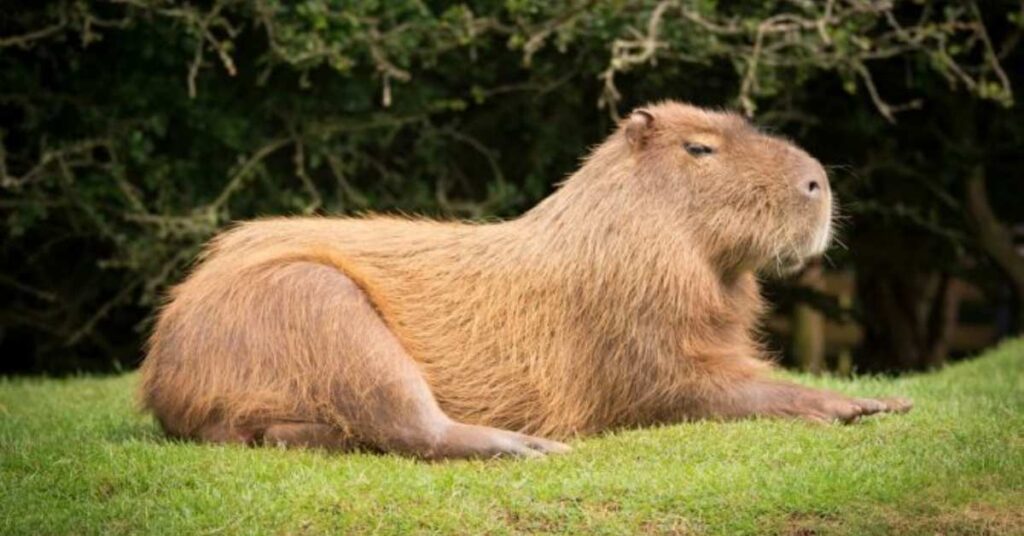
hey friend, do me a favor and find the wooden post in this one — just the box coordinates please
[836,276,854,376]
[793,260,826,374]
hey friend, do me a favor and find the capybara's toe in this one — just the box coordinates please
[881,397,914,414]
[851,398,887,415]
[521,435,572,455]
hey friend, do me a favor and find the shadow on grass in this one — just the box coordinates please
[104,418,392,463]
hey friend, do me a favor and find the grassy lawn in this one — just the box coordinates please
[2,340,1023,535]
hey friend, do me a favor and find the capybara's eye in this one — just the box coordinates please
[683,142,715,157]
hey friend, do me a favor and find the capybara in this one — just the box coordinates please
[140,102,912,459]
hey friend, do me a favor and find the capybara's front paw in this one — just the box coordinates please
[877,397,914,414]
[812,394,914,424]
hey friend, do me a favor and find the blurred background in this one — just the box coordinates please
[1,0,1021,375]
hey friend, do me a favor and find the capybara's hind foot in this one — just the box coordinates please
[260,422,359,451]
[426,422,571,460]
[195,422,256,445]
[195,421,360,451]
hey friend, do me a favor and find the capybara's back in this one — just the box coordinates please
[140,102,911,459]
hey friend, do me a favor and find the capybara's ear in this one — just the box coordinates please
[625,109,655,148]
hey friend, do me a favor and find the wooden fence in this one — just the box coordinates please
[767,269,997,373]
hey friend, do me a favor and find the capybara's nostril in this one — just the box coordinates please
[802,178,823,199]
[794,152,830,200]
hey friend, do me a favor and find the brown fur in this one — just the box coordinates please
[139,102,907,456]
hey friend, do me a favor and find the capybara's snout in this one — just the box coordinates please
[790,150,833,257]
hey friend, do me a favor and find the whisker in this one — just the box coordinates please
[831,235,849,251]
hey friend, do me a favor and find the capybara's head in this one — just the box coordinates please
[603,101,832,275]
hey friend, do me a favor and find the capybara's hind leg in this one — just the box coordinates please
[702,379,913,424]
[271,262,569,460]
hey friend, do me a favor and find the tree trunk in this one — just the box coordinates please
[855,240,959,372]
[964,165,1024,334]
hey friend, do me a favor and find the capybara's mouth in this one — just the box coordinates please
[767,251,806,277]
[812,217,834,256]
[801,215,834,259]
[773,224,831,276]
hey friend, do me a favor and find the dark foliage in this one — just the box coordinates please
[1,0,1021,373]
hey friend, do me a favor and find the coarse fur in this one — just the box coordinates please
[140,102,907,457]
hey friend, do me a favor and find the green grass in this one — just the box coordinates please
[2,341,1023,535]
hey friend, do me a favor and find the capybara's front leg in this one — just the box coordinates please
[701,379,913,424]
